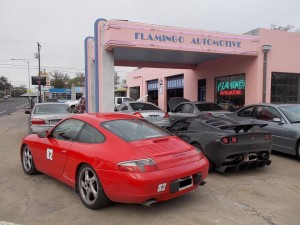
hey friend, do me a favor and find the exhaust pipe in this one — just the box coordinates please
[142,199,157,207]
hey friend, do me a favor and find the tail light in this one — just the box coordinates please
[221,137,230,144]
[117,158,158,173]
[31,118,46,125]
[133,112,144,118]
[231,136,238,143]
[164,112,169,118]
[264,134,272,141]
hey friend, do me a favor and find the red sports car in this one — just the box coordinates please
[21,113,209,209]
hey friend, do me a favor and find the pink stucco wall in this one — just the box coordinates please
[126,28,300,111]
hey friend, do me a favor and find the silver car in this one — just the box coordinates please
[115,101,171,127]
[227,103,300,159]
[25,103,73,134]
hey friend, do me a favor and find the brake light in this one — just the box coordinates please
[231,136,238,143]
[264,134,272,141]
[31,118,46,125]
[221,137,230,144]
[117,158,158,173]
[133,112,144,118]
[164,112,169,118]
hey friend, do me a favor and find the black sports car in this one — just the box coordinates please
[167,114,272,172]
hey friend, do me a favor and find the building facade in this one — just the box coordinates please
[126,29,300,111]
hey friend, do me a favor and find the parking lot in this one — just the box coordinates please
[0,110,299,225]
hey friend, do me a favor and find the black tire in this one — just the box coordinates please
[192,143,214,171]
[296,141,300,160]
[77,164,111,209]
[21,145,38,175]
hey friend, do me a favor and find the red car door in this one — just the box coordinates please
[35,138,73,178]
[35,119,85,178]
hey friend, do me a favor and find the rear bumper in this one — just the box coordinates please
[97,158,209,204]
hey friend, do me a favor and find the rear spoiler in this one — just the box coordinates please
[219,123,268,133]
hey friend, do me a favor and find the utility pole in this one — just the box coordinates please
[37,42,42,103]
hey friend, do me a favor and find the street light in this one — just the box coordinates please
[11,58,33,92]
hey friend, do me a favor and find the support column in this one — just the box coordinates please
[94,19,115,112]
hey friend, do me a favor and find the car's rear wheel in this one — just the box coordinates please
[296,142,300,160]
[192,143,214,171]
[21,145,38,175]
[77,164,111,209]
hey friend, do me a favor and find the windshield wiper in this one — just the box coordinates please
[291,121,300,124]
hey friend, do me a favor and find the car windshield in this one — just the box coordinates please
[33,104,70,114]
[196,103,223,111]
[130,103,160,111]
[102,119,169,141]
[278,105,300,123]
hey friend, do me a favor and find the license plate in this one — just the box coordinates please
[179,176,193,191]
[150,115,159,120]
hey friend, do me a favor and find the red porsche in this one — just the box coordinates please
[21,113,209,209]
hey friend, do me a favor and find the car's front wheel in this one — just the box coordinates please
[21,145,38,175]
[77,164,111,209]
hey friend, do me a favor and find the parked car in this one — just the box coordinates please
[115,101,171,127]
[25,103,73,134]
[76,96,86,113]
[20,113,209,209]
[168,97,227,123]
[167,114,272,172]
[65,99,80,112]
[3,95,8,100]
[114,97,134,108]
[227,103,300,159]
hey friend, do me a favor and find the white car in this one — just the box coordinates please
[114,97,134,108]
[65,100,80,112]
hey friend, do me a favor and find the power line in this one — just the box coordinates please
[0,63,84,71]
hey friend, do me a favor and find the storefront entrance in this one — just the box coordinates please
[166,75,184,111]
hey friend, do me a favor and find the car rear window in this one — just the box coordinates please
[130,103,160,111]
[34,104,70,114]
[101,119,169,141]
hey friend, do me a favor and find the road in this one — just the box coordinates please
[0,97,29,117]
[0,109,299,225]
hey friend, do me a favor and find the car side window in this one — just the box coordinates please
[182,104,193,113]
[76,123,105,143]
[52,119,84,141]
[171,121,191,132]
[238,106,255,118]
[174,104,184,113]
[256,106,282,121]
[116,103,126,111]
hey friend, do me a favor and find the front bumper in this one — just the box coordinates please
[97,158,209,204]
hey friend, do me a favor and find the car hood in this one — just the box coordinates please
[167,97,190,111]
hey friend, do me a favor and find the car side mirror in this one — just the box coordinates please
[25,110,31,114]
[37,130,49,138]
[272,118,284,124]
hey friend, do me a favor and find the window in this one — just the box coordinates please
[238,106,255,118]
[52,119,84,141]
[76,124,105,143]
[171,121,191,132]
[182,104,193,113]
[174,104,184,113]
[102,119,169,142]
[271,72,300,104]
[130,103,160,111]
[34,104,70,114]
[255,106,282,121]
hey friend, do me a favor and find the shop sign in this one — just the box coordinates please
[134,32,242,48]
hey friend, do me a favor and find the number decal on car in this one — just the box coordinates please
[46,148,53,160]
[157,183,166,192]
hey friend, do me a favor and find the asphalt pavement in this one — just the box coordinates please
[0,109,300,225]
